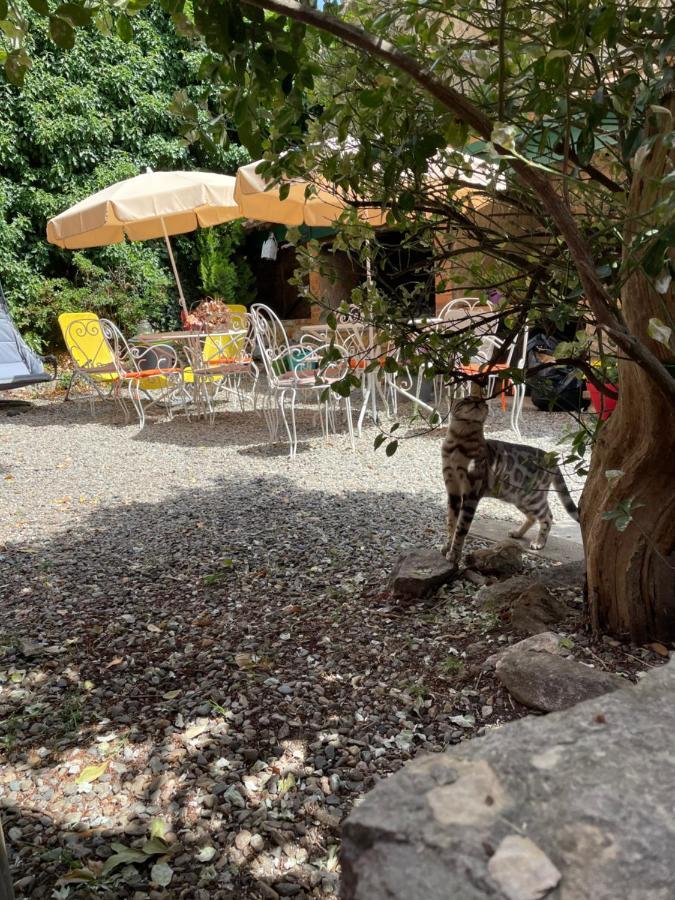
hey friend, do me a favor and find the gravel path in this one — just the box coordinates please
[0,393,592,898]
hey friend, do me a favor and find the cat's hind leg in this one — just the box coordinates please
[530,504,553,550]
[509,514,536,540]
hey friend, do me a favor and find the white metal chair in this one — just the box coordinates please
[250,303,355,458]
[182,313,259,423]
[457,328,529,436]
[429,298,500,413]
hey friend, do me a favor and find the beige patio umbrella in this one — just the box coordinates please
[233,159,386,228]
[46,170,242,315]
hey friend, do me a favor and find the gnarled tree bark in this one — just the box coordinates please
[581,102,675,642]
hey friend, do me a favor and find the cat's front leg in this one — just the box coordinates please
[449,494,481,565]
[443,492,461,560]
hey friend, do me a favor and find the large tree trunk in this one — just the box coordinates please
[581,105,675,643]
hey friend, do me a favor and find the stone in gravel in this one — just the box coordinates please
[256,883,279,900]
[510,584,570,634]
[465,540,524,577]
[250,833,264,851]
[389,549,456,598]
[487,836,561,900]
[275,882,302,897]
[474,575,532,609]
[234,830,251,850]
[483,632,564,671]
[496,649,625,712]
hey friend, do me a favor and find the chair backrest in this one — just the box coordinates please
[203,308,251,363]
[58,312,115,372]
[250,303,292,384]
[99,319,180,375]
[438,297,480,319]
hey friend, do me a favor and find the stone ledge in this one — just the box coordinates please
[341,661,675,900]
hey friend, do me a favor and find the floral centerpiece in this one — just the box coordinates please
[181,297,232,332]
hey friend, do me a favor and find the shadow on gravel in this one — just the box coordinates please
[1,474,479,899]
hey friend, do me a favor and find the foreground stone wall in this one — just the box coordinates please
[342,661,675,900]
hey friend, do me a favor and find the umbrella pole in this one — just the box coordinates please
[160,217,189,317]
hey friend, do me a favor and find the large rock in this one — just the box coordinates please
[495,649,625,712]
[389,549,456,598]
[342,661,675,900]
[465,540,524,577]
[482,631,565,672]
[475,575,533,609]
[510,584,570,634]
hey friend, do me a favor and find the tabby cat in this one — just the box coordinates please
[441,396,579,566]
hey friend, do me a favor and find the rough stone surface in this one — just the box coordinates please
[496,649,625,711]
[510,584,570,634]
[388,549,456,598]
[487,836,561,900]
[465,540,524,578]
[341,661,675,900]
[482,631,564,671]
[474,575,533,609]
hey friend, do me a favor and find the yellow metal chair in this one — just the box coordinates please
[58,312,119,402]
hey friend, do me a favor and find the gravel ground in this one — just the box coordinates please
[0,390,643,899]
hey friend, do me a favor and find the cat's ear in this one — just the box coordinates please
[469,380,484,399]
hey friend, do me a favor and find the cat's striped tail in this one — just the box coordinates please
[552,467,579,521]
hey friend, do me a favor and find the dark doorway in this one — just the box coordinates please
[374,230,435,316]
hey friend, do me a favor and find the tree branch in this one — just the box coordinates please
[239,0,675,402]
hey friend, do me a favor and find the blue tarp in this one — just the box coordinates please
[0,281,52,390]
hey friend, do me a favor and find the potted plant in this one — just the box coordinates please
[588,356,618,420]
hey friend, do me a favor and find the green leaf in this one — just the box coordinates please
[359,88,382,108]
[373,433,386,450]
[385,440,399,457]
[551,21,578,49]
[76,761,108,784]
[150,818,167,841]
[4,49,31,86]
[141,836,170,856]
[54,2,91,25]
[49,15,75,48]
[0,0,7,19]
[278,182,290,201]
[642,239,667,277]
[589,5,616,43]
[102,848,148,876]
[575,128,595,166]
[27,0,50,15]
[622,125,645,161]
[116,14,133,42]
[647,317,672,347]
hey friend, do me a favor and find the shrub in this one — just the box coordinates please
[197,222,256,307]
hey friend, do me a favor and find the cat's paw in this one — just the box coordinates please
[508,530,524,540]
[529,540,545,551]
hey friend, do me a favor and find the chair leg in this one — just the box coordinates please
[128,381,145,430]
[345,396,355,451]
[357,382,371,436]
[278,389,297,458]
[64,370,78,401]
